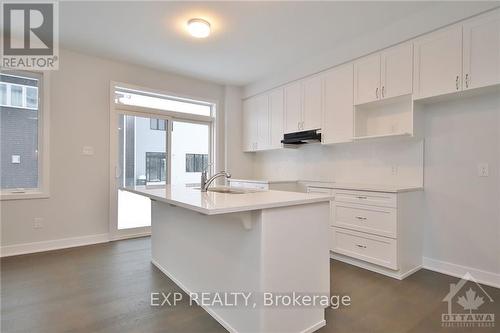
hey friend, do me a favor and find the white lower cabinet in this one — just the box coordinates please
[332,228,398,270]
[331,189,423,279]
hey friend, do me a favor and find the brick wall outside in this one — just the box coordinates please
[0,106,38,189]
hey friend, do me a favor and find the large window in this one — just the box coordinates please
[1,71,47,198]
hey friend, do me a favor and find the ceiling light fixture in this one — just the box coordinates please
[187,18,211,38]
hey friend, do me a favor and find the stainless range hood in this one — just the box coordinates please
[281,129,321,146]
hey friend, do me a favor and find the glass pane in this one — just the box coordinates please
[26,87,38,109]
[171,121,209,185]
[0,83,6,105]
[118,114,167,229]
[0,74,39,190]
[10,85,23,107]
[115,90,211,116]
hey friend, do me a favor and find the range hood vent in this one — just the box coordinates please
[281,129,321,146]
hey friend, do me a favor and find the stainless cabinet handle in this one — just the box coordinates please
[355,216,367,220]
[356,244,367,249]
[356,196,367,199]
[375,87,379,99]
[465,74,469,88]
[382,86,385,98]
[456,75,460,90]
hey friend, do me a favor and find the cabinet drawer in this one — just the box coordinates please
[332,228,398,270]
[333,202,397,238]
[334,190,397,208]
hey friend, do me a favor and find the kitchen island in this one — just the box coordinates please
[123,185,333,333]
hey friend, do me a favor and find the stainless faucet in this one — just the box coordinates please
[201,170,231,192]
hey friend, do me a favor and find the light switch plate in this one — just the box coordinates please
[477,163,489,177]
[82,146,94,155]
[11,155,20,164]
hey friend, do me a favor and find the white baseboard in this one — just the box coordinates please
[151,258,239,333]
[0,233,109,257]
[330,253,421,280]
[422,257,500,289]
[109,231,151,241]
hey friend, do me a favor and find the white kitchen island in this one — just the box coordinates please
[123,185,333,333]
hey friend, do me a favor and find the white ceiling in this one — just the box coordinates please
[59,1,467,86]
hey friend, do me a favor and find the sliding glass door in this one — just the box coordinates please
[109,84,215,240]
[113,114,169,237]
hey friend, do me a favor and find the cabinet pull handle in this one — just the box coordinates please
[356,244,367,249]
[356,196,367,199]
[465,74,469,88]
[456,75,460,90]
[382,86,385,98]
[375,87,379,99]
[355,216,367,220]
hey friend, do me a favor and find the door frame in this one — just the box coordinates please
[108,82,216,241]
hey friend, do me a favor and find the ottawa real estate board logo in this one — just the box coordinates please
[1,1,59,70]
[442,273,495,328]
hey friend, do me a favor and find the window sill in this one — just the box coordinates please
[0,191,50,201]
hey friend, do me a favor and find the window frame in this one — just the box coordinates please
[1,70,50,200]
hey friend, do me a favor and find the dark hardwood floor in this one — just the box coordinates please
[1,237,499,333]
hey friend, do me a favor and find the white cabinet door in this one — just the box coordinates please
[255,94,270,151]
[284,81,302,133]
[302,75,322,131]
[269,87,284,149]
[463,9,500,90]
[381,43,413,99]
[354,53,381,105]
[323,64,353,144]
[242,97,257,152]
[413,25,463,99]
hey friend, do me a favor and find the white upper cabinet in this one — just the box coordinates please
[413,25,463,99]
[284,81,302,134]
[242,97,257,152]
[302,74,323,131]
[354,53,381,105]
[255,93,270,151]
[323,64,354,144]
[381,43,413,99]
[269,88,284,149]
[463,9,500,91]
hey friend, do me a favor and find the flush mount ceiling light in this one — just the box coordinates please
[187,18,211,38]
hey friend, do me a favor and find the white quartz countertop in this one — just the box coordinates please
[121,185,333,215]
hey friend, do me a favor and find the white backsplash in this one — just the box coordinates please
[253,138,424,186]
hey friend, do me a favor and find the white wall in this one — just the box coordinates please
[1,48,225,249]
[422,92,500,277]
[224,86,254,179]
[253,139,424,187]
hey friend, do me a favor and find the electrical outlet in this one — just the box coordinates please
[391,165,398,176]
[33,217,43,229]
[477,163,489,177]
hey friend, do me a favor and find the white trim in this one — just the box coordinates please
[0,233,109,258]
[151,259,239,333]
[109,231,151,241]
[330,252,422,280]
[300,320,326,333]
[422,257,500,289]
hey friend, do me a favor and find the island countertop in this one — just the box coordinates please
[122,185,333,215]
